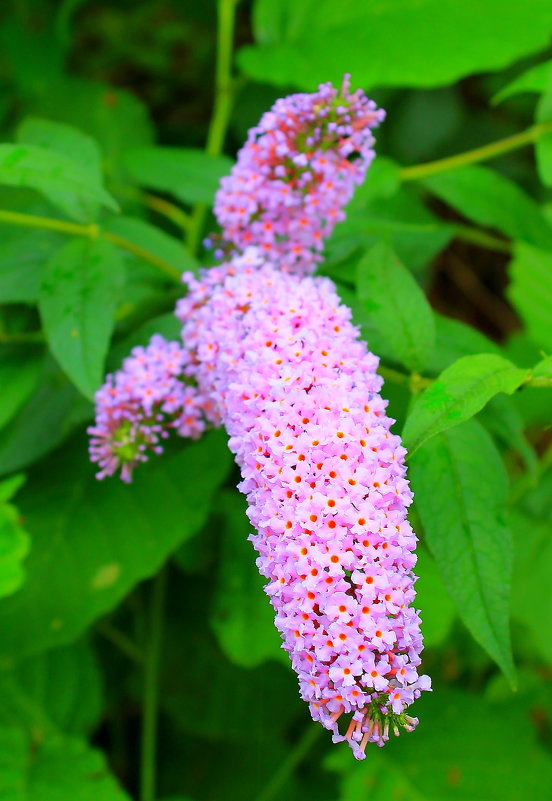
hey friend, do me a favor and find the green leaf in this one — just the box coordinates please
[536,86,552,187]
[0,430,232,664]
[356,241,435,371]
[402,353,528,455]
[478,395,537,473]
[240,0,552,90]
[414,548,456,648]
[422,165,552,251]
[104,215,198,274]
[39,238,125,399]
[410,420,515,682]
[427,311,501,374]
[0,475,30,599]
[0,729,131,801]
[124,147,233,205]
[0,144,117,222]
[0,227,63,303]
[210,492,285,668]
[510,509,552,664]
[533,355,552,379]
[0,348,43,432]
[493,59,552,104]
[0,640,102,736]
[507,243,552,351]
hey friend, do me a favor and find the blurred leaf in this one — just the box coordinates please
[403,354,528,455]
[536,86,552,187]
[210,492,285,668]
[0,144,116,222]
[329,689,552,801]
[533,355,552,378]
[507,243,552,351]
[511,509,552,664]
[357,242,435,371]
[0,430,232,664]
[0,640,102,736]
[39,238,125,399]
[427,312,501,374]
[414,548,456,648]
[240,0,552,90]
[104,215,198,274]
[0,348,43,432]
[33,78,154,191]
[478,395,537,472]
[0,475,29,599]
[0,365,91,477]
[124,147,233,205]
[0,227,63,303]
[0,729,131,800]
[17,118,102,186]
[410,420,515,682]
[493,59,552,104]
[422,165,552,250]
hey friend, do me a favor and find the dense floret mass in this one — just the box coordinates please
[212,76,384,274]
[175,250,430,756]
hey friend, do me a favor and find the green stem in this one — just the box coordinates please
[140,568,167,801]
[187,0,240,256]
[0,209,182,283]
[452,224,512,255]
[399,121,552,182]
[97,621,143,664]
[144,193,192,233]
[379,363,552,393]
[255,724,322,801]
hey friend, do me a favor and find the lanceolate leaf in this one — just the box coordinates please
[0,431,232,663]
[0,143,117,221]
[402,353,528,455]
[357,241,434,371]
[39,238,125,399]
[410,419,515,683]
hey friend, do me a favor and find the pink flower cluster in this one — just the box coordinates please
[88,334,207,482]
[175,250,430,756]
[212,76,384,274]
[89,79,430,756]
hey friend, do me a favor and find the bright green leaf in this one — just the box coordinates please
[533,355,552,379]
[240,0,552,90]
[422,165,552,251]
[507,243,552,351]
[410,420,515,682]
[39,238,125,399]
[0,144,116,222]
[210,492,285,668]
[124,147,233,205]
[402,354,528,455]
[0,430,231,664]
[357,241,435,371]
[536,86,552,187]
[0,475,30,599]
[493,59,552,104]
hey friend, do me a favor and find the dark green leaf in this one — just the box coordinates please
[507,243,552,351]
[0,729,131,800]
[0,430,232,663]
[478,395,537,473]
[240,0,552,90]
[410,420,515,682]
[357,242,435,371]
[124,147,233,205]
[39,238,125,399]
[0,475,29,599]
[403,354,528,455]
[422,165,552,250]
[493,59,552,104]
[210,492,285,668]
[0,227,63,303]
[414,548,456,648]
[0,348,43,432]
[104,215,198,274]
[427,312,501,374]
[0,144,116,222]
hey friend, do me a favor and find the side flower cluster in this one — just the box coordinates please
[175,251,430,757]
[88,334,208,481]
[212,76,384,274]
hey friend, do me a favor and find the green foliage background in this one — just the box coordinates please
[0,1,552,799]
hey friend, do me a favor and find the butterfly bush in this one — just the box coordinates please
[89,78,430,756]
[211,76,384,274]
